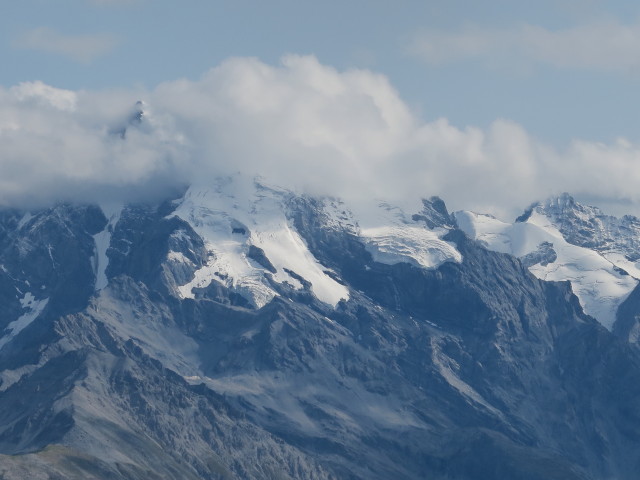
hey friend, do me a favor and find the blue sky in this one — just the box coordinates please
[2,1,640,216]
[4,0,640,145]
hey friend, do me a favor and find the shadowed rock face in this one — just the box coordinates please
[1,190,640,479]
[614,283,640,346]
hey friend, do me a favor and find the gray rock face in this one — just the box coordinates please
[1,190,640,479]
[0,204,106,329]
[615,283,640,343]
[412,196,457,230]
[520,241,557,268]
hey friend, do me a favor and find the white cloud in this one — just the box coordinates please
[409,20,640,72]
[1,55,640,218]
[14,27,120,63]
[11,81,78,111]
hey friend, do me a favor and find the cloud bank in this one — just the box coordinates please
[1,55,639,218]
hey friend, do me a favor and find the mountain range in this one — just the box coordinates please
[1,175,640,479]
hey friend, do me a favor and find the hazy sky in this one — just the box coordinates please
[2,1,640,217]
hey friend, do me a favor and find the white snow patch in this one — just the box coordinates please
[0,293,49,351]
[93,204,122,291]
[455,210,638,329]
[362,225,462,269]
[252,220,347,305]
[320,198,359,234]
[172,177,349,307]
[16,212,33,230]
[353,200,461,269]
[20,291,37,308]
[167,250,194,265]
[601,252,640,279]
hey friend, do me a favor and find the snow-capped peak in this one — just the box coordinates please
[168,176,466,309]
[353,196,462,270]
[171,176,349,308]
[456,195,640,329]
[527,193,640,263]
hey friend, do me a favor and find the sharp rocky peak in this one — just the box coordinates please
[111,100,147,140]
[517,193,640,260]
[515,193,593,223]
[537,192,602,221]
[412,196,457,230]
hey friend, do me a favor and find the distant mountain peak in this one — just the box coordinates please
[412,196,457,230]
[544,191,576,207]
[536,192,602,221]
[524,193,640,262]
[111,100,146,139]
[457,191,640,329]
[516,193,594,224]
[130,100,145,125]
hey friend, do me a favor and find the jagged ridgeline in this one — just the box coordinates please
[1,178,640,480]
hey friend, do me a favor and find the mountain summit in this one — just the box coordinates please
[534,193,640,261]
